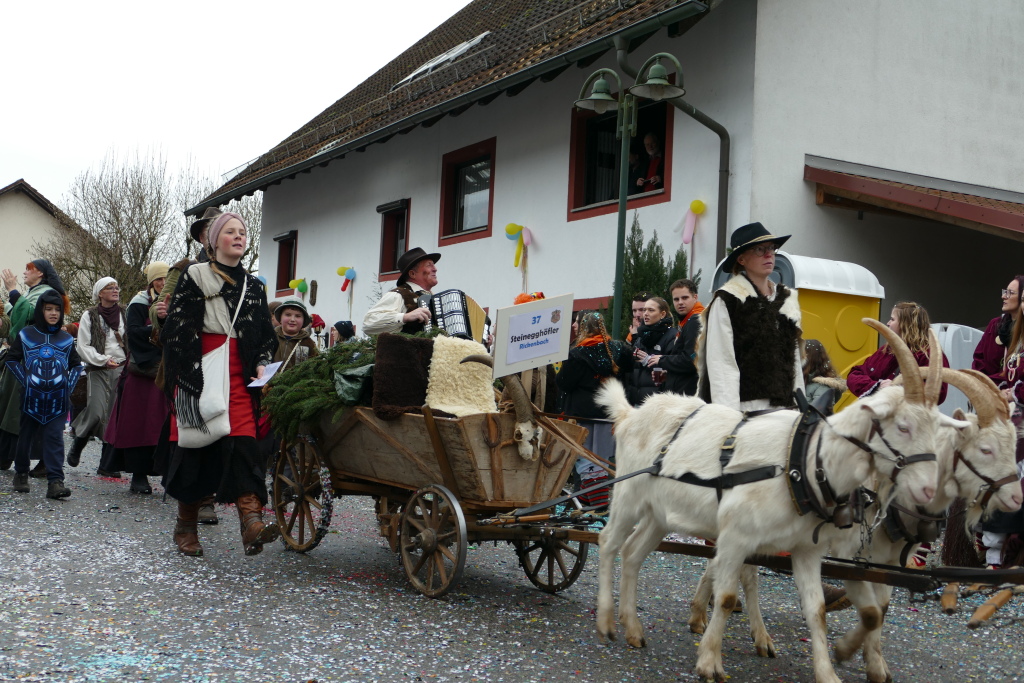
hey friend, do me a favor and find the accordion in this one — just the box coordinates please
[429,289,485,341]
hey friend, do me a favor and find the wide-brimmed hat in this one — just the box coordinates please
[396,247,441,285]
[274,297,311,327]
[721,222,791,273]
[189,207,223,244]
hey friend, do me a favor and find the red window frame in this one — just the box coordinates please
[274,230,297,296]
[378,199,411,283]
[438,137,496,245]
[566,100,673,222]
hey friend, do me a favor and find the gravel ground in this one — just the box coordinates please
[0,436,1021,682]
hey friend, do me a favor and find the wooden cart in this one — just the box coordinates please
[272,406,598,597]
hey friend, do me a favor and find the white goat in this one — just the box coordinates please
[831,369,1023,683]
[594,322,950,683]
[685,368,1023,683]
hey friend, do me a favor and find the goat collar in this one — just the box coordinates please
[832,418,937,483]
[953,449,1019,512]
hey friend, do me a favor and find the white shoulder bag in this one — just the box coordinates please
[177,275,248,449]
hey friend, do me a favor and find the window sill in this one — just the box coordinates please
[439,225,491,245]
[566,188,670,222]
[275,288,295,298]
[378,270,400,282]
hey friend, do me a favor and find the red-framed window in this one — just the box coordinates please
[567,100,673,222]
[439,137,496,245]
[274,230,297,295]
[378,199,410,282]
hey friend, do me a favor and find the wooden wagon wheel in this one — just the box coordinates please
[272,438,333,552]
[399,485,468,598]
[513,489,590,593]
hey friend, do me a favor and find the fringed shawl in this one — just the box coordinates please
[160,261,276,428]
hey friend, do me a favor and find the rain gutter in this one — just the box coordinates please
[189,0,709,216]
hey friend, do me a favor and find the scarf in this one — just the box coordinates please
[160,260,277,427]
[576,334,608,348]
[998,313,1013,347]
[635,317,672,350]
[678,301,705,329]
[97,303,122,331]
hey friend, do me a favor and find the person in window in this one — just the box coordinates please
[627,145,645,196]
[363,247,439,335]
[160,212,278,557]
[629,297,675,405]
[637,133,664,193]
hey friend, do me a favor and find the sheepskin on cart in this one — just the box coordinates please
[267,331,604,598]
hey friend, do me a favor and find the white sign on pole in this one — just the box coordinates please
[492,293,573,378]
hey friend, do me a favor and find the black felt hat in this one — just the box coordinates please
[189,207,223,244]
[396,247,441,285]
[721,222,791,273]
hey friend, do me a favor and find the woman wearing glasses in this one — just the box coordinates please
[695,222,804,412]
[695,222,849,610]
[973,277,1024,382]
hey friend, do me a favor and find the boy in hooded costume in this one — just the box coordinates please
[6,290,82,498]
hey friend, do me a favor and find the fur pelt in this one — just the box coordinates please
[812,376,847,392]
[371,333,434,420]
[425,335,497,417]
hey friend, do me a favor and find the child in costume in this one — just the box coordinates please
[6,290,82,498]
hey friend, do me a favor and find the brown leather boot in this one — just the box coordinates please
[236,492,280,556]
[174,501,204,557]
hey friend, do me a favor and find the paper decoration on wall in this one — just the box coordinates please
[505,223,533,292]
[340,268,356,292]
[682,199,705,245]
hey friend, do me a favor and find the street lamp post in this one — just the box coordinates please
[575,54,685,338]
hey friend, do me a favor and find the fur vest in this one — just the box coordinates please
[696,274,802,407]
[391,283,429,334]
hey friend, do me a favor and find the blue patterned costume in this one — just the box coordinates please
[8,327,83,424]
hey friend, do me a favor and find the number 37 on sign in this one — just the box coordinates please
[492,293,574,378]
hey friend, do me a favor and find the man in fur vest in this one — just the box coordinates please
[363,247,439,335]
[67,277,127,477]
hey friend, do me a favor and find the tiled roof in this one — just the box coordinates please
[196,0,709,213]
[805,166,1024,235]
[0,178,63,218]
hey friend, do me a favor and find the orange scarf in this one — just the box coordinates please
[576,334,608,347]
[678,301,705,329]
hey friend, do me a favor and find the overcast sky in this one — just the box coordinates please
[1,0,474,205]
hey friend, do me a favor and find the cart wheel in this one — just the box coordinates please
[272,438,333,552]
[399,485,467,598]
[513,488,590,593]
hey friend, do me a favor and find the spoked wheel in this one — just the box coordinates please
[272,438,333,552]
[513,488,590,593]
[399,485,467,598]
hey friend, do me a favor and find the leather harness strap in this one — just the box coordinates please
[652,406,782,499]
[837,418,938,482]
[883,501,946,566]
[953,449,1019,511]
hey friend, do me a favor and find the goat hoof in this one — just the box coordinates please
[688,617,707,634]
[754,642,777,659]
[626,634,647,649]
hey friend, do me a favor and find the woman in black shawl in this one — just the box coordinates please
[160,212,277,557]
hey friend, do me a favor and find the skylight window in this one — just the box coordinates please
[394,32,490,89]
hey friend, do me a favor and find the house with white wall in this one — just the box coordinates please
[193,0,1024,334]
[0,179,71,282]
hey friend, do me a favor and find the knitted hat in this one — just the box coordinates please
[206,212,245,257]
[145,261,169,286]
[334,320,355,340]
[274,297,311,326]
[92,276,117,302]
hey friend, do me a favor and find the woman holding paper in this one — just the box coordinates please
[159,212,277,558]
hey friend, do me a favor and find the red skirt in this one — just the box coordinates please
[171,334,256,441]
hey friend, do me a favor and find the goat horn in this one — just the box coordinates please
[958,368,1011,426]
[863,318,924,403]
[936,369,1001,427]
[460,354,494,368]
[923,329,943,407]
[501,373,536,426]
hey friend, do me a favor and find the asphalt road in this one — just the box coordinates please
[0,437,1021,683]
